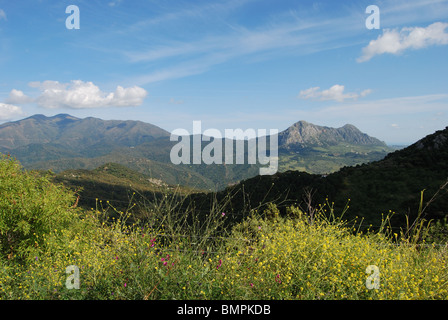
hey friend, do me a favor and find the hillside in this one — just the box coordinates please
[49,163,200,218]
[1,114,393,190]
[195,126,448,230]
[1,154,446,300]
[0,114,170,162]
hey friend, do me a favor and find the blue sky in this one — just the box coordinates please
[0,0,447,145]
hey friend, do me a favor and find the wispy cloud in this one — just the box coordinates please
[358,21,448,62]
[81,0,448,85]
[169,98,184,105]
[312,94,448,117]
[124,0,255,32]
[299,85,372,102]
[380,0,448,26]
[8,80,147,109]
[124,18,352,85]
[108,0,123,7]
[0,9,6,21]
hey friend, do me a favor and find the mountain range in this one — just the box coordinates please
[1,113,446,231]
[0,113,394,190]
[203,125,448,230]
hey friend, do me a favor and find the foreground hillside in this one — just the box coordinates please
[0,155,447,300]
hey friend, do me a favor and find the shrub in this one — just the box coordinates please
[0,154,446,300]
[0,154,78,262]
[220,204,448,299]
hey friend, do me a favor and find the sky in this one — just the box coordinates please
[0,0,447,145]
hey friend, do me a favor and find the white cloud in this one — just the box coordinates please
[358,21,448,62]
[0,9,6,21]
[0,103,23,120]
[10,80,147,109]
[299,85,372,102]
[6,89,34,104]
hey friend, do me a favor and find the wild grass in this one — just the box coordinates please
[0,154,447,300]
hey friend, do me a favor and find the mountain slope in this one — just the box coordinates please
[277,121,392,174]
[0,113,169,155]
[206,126,448,229]
[51,162,200,215]
[279,120,386,148]
[1,114,393,190]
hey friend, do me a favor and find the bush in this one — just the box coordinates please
[220,204,448,299]
[0,154,446,300]
[0,154,78,262]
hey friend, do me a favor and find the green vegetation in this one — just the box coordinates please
[0,154,78,262]
[1,114,394,191]
[278,143,391,174]
[0,155,447,300]
[212,127,448,233]
[49,162,200,217]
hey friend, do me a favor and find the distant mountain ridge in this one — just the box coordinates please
[0,113,169,150]
[0,114,393,190]
[279,120,386,148]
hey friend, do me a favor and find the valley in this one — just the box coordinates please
[0,114,394,191]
